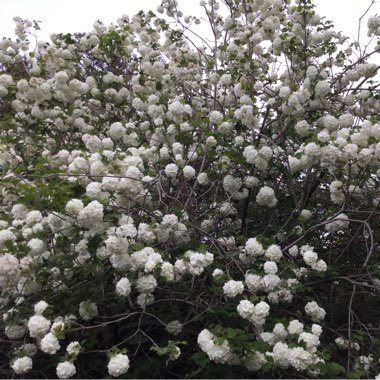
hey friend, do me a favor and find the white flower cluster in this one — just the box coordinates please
[368,15,380,36]
[197,329,236,364]
[56,361,76,379]
[268,341,321,371]
[79,301,98,321]
[155,214,189,244]
[115,277,132,297]
[41,332,61,354]
[325,213,349,233]
[166,320,183,336]
[77,200,104,233]
[129,247,162,273]
[0,253,21,291]
[329,180,344,204]
[223,280,244,298]
[243,145,273,170]
[242,237,264,262]
[136,274,157,294]
[265,244,283,262]
[304,301,326,322]
[237,300,270,327]
[335,337,360,351]
[175,250,214,277]
[256,186,278,208]
[11,356,33,374]
[5,323,26,340]
[223,175,246,199]
[27,315,51,338]
[107,353,130,377]
[302,250,327,272]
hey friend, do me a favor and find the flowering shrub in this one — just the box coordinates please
[1,0,380,378]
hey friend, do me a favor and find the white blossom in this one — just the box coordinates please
[107,353,130,377]
[11,356,32,374]
[56,361,76,379]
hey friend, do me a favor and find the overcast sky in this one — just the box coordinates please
[0,0,378,44]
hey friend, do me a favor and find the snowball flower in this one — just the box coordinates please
[315,80,330,97]
[166,320,183,335]
[5,324,26,340]
[197,329,233,364]
[79,301,98,321]
[197,172,209,185]
[300,209,312,220]
[305,301,326,322]
[27,238,44,254]
[243,145,258,164]
[56,361,76,379]
[183,165,196,179]
[295,120,309,135]
[116,277,132,297]
[77,200,104,229]
[237,300,255,319]
[34,300,49,315]
[265,245,282,262]
[107,353,130,377]
[220,74,232,86]
[41,332,61,354]
[65,199,84,215]
[256,186,277,208]
[245,238,264,257]
[136,275,157,293]
[325,213,349,233]
[28,315,51,338]
[209,110,223,125]
[303,250,318,266]
[245,273,263,292]
[212,268,224,278]
[165,163,178,178]
[0,253,21,289]
[0,229,16,246]
[273,323,288,340]
[11,356,32,374]
[223,280,244,298]
[66,341,81,356]
[288,320,304,335]
[263,261,278,274]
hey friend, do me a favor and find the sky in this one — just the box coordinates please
[0,0,378,44]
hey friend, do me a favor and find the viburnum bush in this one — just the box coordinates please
[1,0,380,378]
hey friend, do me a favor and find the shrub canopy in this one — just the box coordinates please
[1,0,380,378]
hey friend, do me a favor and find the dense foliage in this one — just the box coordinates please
[1,0,380,378]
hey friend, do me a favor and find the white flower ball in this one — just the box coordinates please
[265,245,282,262]
[256,186,278,208]
[5,323,26,340]
[28,315,51,338]
[34,300,49,315]
[66,341,81,356]
[223,280,244,298]
[288,319,304,335]
[263,261,278,274]
[11,356,32,374]
[165,163,178,178]
[56,361,76,379]
[116,277,132,297]
[79,301,98,321]
[65,199,84,215]
[107,353,130,377]
[183,165,196,179]
[41,332,61,354]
